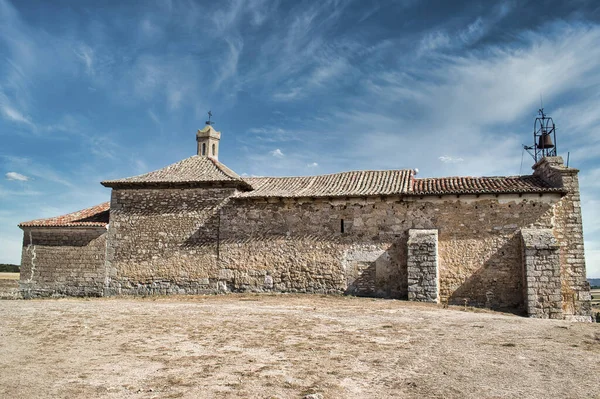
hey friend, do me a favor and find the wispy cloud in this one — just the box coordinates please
[73,44,94,75]
[0,186,40,197]
[0,102,35,128]
[270,148,285,158]
[459,17,485,44]
[418,31,451,54]
[148,109,161,126]
[2,156,74,188]
[5,171,29,181]
[214,36,243,90]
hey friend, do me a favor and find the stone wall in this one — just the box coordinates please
[104,187,236,295]
[220,194,557,308]
[103,187,559,309]
[533,157,592,320]
[420,195,556,308]
[219,197,402,296]
[521,228,562,319]
[20,186,567,314]
[19,227,107,298]
[407,229,439,303]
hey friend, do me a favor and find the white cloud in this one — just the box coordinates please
[273,87,302,101]
[270,149,284,158]
[439,156,464,164]
[307,162,318,168]
[2,156,74,188]
[0,102,35,129]
[1,105,34,126]
[73,44,94,75]
[214,36,243,89]
[139,18,162,40]
[167,87,183,110]
[246,126,298,143]
[418,31,451,54]
[5,172,29,181]
[459,17,485,44]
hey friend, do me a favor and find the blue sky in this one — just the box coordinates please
[0,0,599,277]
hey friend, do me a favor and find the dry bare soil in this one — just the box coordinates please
[1,295,599,399]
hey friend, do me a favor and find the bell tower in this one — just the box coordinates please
[524,108,557,163]
[196,111,221,160]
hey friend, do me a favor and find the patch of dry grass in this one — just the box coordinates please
[0,294,598,399]
[0,272,19,280]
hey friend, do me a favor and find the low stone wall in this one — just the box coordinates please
[19,228,107,298]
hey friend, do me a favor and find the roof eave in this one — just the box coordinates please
[409,189,567,197]
[101,179,253,190]
[18,223,108,229]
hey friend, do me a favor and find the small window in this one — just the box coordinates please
[212,143,216,156]
[341,219,345,233]
[202,143,206,156]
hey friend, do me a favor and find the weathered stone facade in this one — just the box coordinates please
[17,130,592,321]
[532,157,592,321]
[103,190,564,308]
[104,187,235,295]
[19,227,107,298]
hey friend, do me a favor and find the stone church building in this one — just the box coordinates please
[18,124,592,320]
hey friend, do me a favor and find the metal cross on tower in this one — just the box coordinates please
[205,110,214,126]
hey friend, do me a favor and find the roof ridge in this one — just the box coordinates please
[243,168,414,180]
[101,155,250,188]
[414,175,535,180]
[206,156,243,180]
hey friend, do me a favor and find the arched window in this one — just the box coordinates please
[212,144,216,156]
[202,143,206,156]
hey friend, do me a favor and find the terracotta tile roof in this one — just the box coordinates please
[238,170,414,198]
[411,175,564,195]
[238,172,563,199]
[19,202,110,228]
[99,152,564,197]
[101,155,251,189]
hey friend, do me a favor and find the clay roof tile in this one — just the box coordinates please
[19,202,110,228]
[101,155,251,189]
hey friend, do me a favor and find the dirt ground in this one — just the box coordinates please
[1,295,599,399]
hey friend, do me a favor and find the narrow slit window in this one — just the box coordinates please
[212,143,216,156]
[340,219,344,233]
[202,143,206,156]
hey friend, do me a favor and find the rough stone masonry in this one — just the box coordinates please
[18,124,592,321]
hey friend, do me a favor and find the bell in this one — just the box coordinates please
[538,133,554,149]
